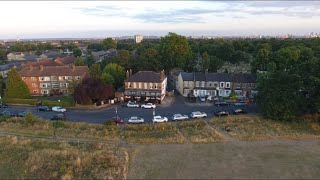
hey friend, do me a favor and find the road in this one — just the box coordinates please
[2,95,258,124]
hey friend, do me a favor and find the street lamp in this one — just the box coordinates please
[115,107,118,119]
[153,107,155,117]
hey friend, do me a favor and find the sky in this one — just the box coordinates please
[0,1,320,39]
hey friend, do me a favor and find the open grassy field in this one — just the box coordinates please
[210,115,320,140]
[121,123,185,144]
[128,140,320,179]
[0,136,128,179]
[177,121,224,143]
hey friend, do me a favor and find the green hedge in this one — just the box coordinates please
[3,98,38,105]
[3,98,75,107]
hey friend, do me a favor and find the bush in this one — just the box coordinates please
[3,98,38,105]
[52,121,65,129]
[104,120,116,126]
[42,100,75,107]
[24,112,38,126]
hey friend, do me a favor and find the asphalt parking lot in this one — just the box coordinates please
[2,95,258,124]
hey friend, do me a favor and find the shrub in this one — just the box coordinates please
[52,121,66,129]
[24,112,38,126]
[42,100,75,107]
[104,120,116,126]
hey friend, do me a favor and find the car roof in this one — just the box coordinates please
[173,114,182,116]
[154,115,162,118]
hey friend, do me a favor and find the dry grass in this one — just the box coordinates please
[177,121,224,143]
[121,123,185,144]
[0,117,120,142]
[0,136,128,179]
[210,115,320,140]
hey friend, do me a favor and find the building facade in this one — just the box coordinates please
[19,65,89,96]
[134,35,144,43]
[176,72,257,98]
[124,70,167,103]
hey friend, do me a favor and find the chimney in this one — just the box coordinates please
[160,69,165,80]
[126,70,129,79]
[29,65,33,71]
[72,64,76,71]
[40,65,44,71]
[129,69,132,76]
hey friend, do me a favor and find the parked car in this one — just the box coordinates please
[172,114,189,121]
[37,106,51,111]
[214,102,229,106]
[127,101,139,108]
[52,106,66,112]
[113,117,124,124]
[190,111,207,118]
[199,96,206,102]
[0,104,8,108]
[128,116,144,124]
[51,114,66,121]
[0,110,15,116]
[152,116,168,123]
[234,101,247,106]
[141,103,156,109]
[16,111,27,117]
[233,108,247,115]
[214,110,229,117]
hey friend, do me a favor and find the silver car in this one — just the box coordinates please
[127,101,139,108]
[190,111,207,118]
[128,116,144,124]
[172,114,189,121]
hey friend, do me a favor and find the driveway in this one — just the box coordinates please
[2,95,258,124]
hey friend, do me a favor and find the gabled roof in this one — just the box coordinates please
[206,73,233,82]
[19,65,89,77]
[126,71,164,83]
[55,56,76,65]
[232,73,257,83]
[24,54,39,61]
[195,72,206,81]
[180,72,194,81]
[24,59,61,67]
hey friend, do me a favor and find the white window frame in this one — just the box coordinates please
[149,83,153,89]
[220,82,225,88]
[33,90,38,93]
[31,77,36,81]
[133,82,137,89]
[138,82,142,89]
[128,83,131,88]
[75,76,80,80]
[226,82,230,88]
[31,83,37,87]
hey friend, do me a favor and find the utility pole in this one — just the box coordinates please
[115,107,118,119]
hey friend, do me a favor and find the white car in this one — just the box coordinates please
[172,114,189,121]
[141,103,156,109]
[152,116,168,123]
[52,106,66,112]
[190,111,207,118]
[199,96,206,102]
[127,101,139,108]
[128,116,144,124]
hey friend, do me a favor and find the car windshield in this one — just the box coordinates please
[174,114,182,117]
[131,116,138,119]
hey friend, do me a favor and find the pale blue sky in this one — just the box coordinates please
[0,1,319,39]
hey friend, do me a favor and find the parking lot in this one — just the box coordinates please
[2,94,258,124]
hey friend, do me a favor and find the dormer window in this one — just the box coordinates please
[128,83,132,88]
[154,83,158,89]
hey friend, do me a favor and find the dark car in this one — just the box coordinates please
[16,111,27,117]
[214,102,229,106]
[214,110,230,117]
[0,104,8,108]
[37,106,51,111]
[112,117,124,124]
[0,110,15,116]
[233,108,247,115]
[51,114,66,121]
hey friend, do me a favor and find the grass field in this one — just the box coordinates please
[0,136,128,179]
[177,121,224,143]
[210,115,320,140]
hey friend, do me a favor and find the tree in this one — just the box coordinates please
[0,75,5,97]
[202,52,210,71]
[209,56,224,72]
[102,38,117,49]
[75,57,86,66]
[251,48,272,72]
[5,68,30,99]
[159,32,192,71]
[89,64,102,79]
[101,73,115,85]
[74,77,114,105]
[0,49,6,60]
[73,48,82,57]
[85,53,95,67]
[103,63,125,88]
[118,50,130,67]
[230,50,252,64]
[132,48,162,71]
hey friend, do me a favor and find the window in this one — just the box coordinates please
[39,77,50,81]
[33,90,38,93]
[236,83,241,89]
[144,83,148,89]
[220,82,225,88]
[32,83,37,87]
[154,83,158,89]
[226,82,230,88]
[75,76,80,80]
[214,83,218,87]
[138,83,142,89]
[60,83,68,88]
[149,83,153,89]
[22,77,27,80]
[184,81,188,87]
[133,83,137,89]
[128,83,131,88]
[201,81,205,88]
[41,90,49,94]
[31,77,36,81]
[253,83,257,89]
[196,81,200,87]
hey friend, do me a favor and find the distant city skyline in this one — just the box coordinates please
[1,1,320,39]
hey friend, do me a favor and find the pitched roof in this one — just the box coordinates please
[180,72,194,81]
[0,64,15,71]
[24,59,61,67]
[24,54,39,61]
[55,56,76,65]
[232,73,257,83]
[19,65,89,77]
[195,72,206,81]
[126,71,164,82]
[206,73,233,82]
